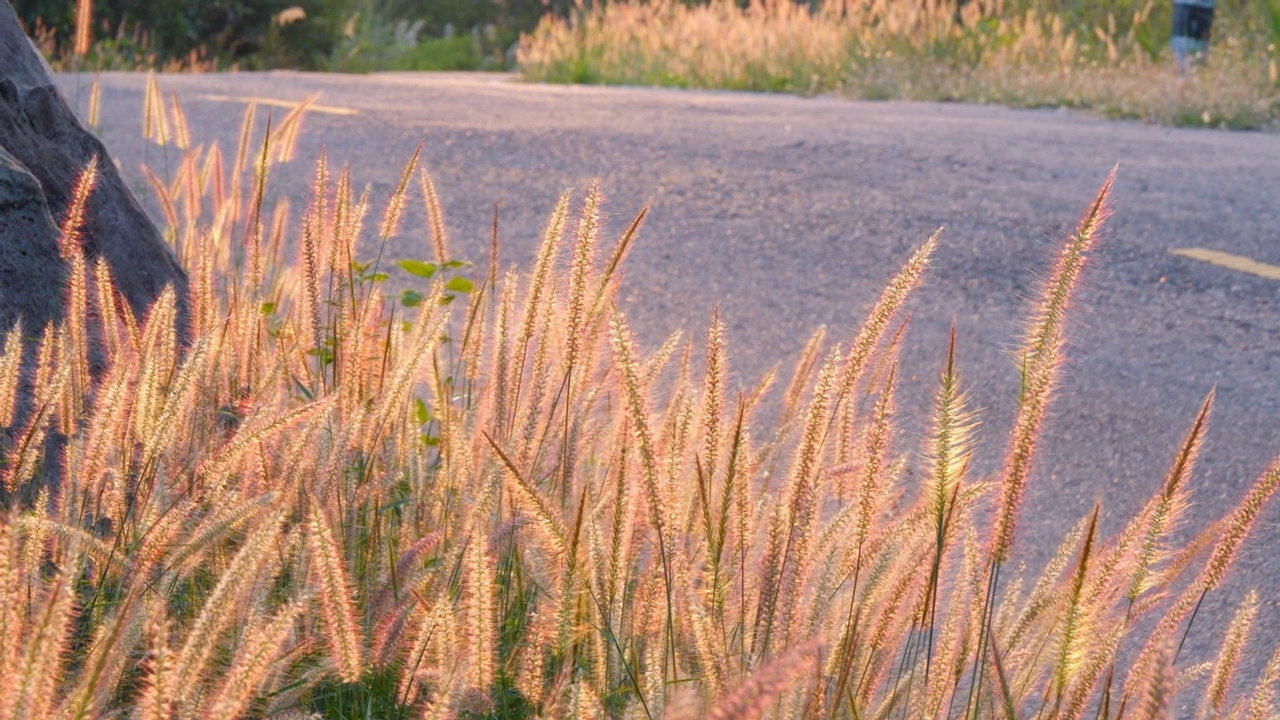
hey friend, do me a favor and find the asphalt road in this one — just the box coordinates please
[61,71,1280,674]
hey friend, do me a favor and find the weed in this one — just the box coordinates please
[0,77,1276,719]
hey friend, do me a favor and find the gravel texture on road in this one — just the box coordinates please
[64,70,1280,678]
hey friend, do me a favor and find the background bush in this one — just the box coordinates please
[13,0,561,69]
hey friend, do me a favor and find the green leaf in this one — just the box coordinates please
[369,272,390,283]
[260,302,276,315]
[445,276,474,293]
[307,347,334,365]
[443,260,467,269]
[414,397,430,425]
[402,289,425,307]
[399,259,437,278]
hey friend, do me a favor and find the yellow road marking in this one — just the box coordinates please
[1170,248,1280,281]
[197,93,359,116]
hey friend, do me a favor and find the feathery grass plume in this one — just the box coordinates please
[991,168,1114,566]
[134,622,177,720]
[198,398,332,499]
[861,541,928,702]
[421,167,450,266]
[328,164,354,277]
[685,572,727,698]
[168,92,191,150]
[0,523,20,720]
[1201,590,1257,718]
[31,320,56,404]
[779,325,827,431]
[464,533,497,697]
[301,207,323,354]
[1059,621,1124,719]
[1245,644,1280,720]
[367,295,448,451]
[610,311,682,688]
[268,93,316,164]
[833,230,938,438]
[202,600,305,719]
[92,258,125,360]
[229,100,256,226]
[142,72,169,147]
[663,381,697,538]
[1200,455,1280,593]
[202,141,225,218]
[1127,390,1212,603]
[914,329,977,680]
[163,495,277,580]
[58,157,97,257]
[1050,501,1099,711]
[379,141,422,240]
[564,184,601,376]
[6,335,67,493]
[1121,580,1205,709]
[17,514,112,568]
[602,421,637,622]
[854,364,897,555]
[59,155,97,403]
[191,227,216,340]
[73,0,92,56]
[142,172,179,252]
[705,639,821,720]
[700,308,727,491]
[130,287,178,444]
[1002,512,1088,654]
[399,595,459,708]
[486,433,569,562]
[20,487,50,572]
[489,270,518,437]
[243,114,276,300]
[10,550,81,719]
[138,334,213,474]
[86,74,101,129]
[0,324,23,428]
[171,514,283,698]
[925,327,977,523]
[60,589,146,720]
[308,506,365,682]
[509,192,569,426]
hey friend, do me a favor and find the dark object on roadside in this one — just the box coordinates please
[0,0,188,341]
[1171,0,1215,73]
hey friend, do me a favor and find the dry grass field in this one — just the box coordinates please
[1,76,1279,719]
[519,0,1280,129]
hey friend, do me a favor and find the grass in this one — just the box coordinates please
[1,77,1279,719]
[517,0,1280,129]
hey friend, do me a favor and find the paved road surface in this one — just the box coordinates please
[62,71,1280,672]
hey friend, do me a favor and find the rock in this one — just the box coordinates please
[0,0,188,339]
[0,144,65,337]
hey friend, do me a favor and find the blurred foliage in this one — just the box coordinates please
[14,0,560,70]
[16,0,1280,72]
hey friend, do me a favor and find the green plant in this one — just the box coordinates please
[1,77,1278,720]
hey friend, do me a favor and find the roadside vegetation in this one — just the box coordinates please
[16,0,1280,126]
[14,0,551,71]
[2,76,1279,719]
[519,0,1280,128]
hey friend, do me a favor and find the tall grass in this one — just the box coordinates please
[0,78,1278,719]
[518,0,1280,128]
